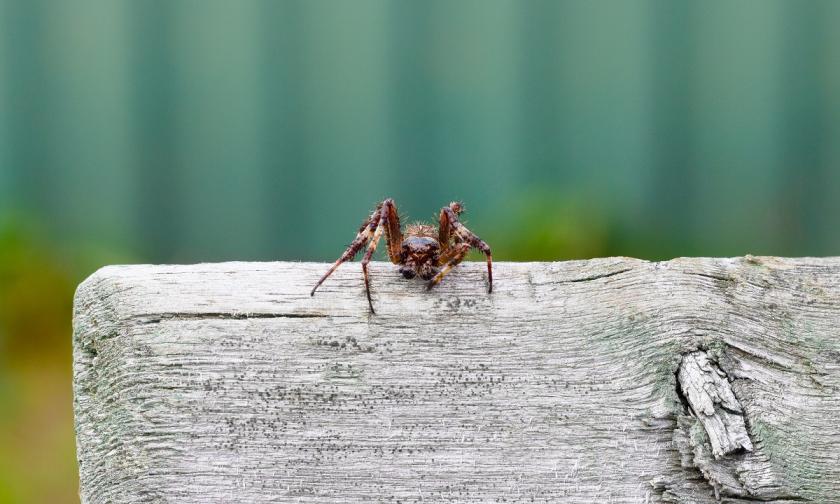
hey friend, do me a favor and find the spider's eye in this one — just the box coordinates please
[399,268,416,279]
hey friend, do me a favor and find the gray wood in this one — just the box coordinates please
[677,351,753,459]
[73,258,840,503]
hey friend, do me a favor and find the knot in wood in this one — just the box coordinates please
[677,351,753,459]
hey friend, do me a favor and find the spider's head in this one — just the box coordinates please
[400,236,440,281]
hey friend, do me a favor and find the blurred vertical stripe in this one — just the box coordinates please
[0,0,838,262]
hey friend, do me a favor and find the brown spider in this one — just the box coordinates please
[311,199,492,313]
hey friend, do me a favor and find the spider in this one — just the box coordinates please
[311,199,492,313]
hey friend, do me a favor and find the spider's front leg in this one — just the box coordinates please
[310,209,381,297]
[311,199,402,314]
[359,199,402,313]
[430,202,493,292]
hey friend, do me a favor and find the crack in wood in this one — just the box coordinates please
[685,272,737,283]
[133,311,331,324]
[562,268,633,283]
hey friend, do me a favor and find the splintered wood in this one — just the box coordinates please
[677,351,753,458]
[72,258,840,503]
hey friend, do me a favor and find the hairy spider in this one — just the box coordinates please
[311,199,492,313]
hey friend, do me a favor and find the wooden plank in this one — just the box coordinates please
[72,258,840,503]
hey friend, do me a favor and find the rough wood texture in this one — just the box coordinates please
[677,351,753,459]
[73,258,840,503]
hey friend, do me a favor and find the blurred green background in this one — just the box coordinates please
[1,0,839,502]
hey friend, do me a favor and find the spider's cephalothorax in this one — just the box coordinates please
[311,199,492,313]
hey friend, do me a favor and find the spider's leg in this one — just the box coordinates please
[426,242,471,290]
[437,206,453,256]
[311,208,381,296]
[439,202,493,293]
[360,212,388,313]
[381,198,403,264]
[434,237,468,266]
[360,199,405,313]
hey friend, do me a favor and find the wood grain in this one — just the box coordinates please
[73,258,840,503]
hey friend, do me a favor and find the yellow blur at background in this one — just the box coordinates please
[2,1,840,502]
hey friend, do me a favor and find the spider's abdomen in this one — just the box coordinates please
[405,223,437,238]
[402,236,438,250]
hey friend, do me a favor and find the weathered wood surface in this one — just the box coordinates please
[73,258,840,503]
